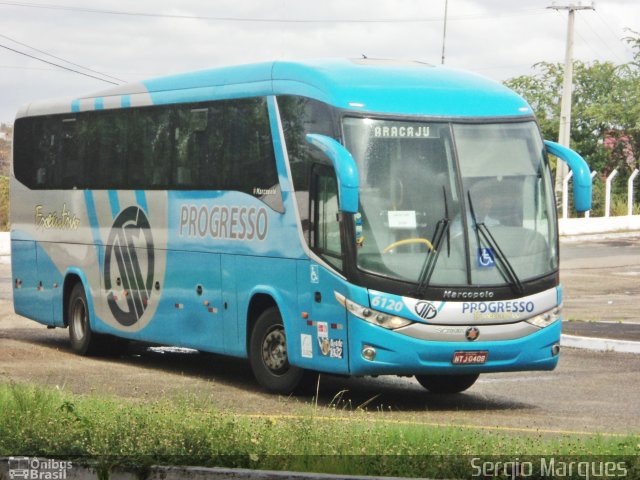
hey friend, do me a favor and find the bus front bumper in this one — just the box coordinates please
[348,317,561,376]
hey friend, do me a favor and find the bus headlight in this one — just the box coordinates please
[525,306,562,328]
[335,292,412,330]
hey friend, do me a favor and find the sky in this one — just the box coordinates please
[0,0,638,122]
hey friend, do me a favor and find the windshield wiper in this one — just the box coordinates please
[411,186,451,298]
[467,191,523,294]
[412,217,450,299]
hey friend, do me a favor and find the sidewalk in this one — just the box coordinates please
[0,231,8,264]
[561,320,640,354]
[563,320,640,342]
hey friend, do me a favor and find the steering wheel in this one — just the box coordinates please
[383,238,433,254]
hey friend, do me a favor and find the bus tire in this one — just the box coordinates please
[68,283,102,356]
[249,307,304,394]
[415,373,479,394]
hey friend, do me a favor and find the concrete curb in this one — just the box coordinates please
[561,334,640,354]
[560,230,640,243]
[0,459,417,480]
[138,466,415,480]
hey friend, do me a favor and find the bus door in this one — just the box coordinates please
[298,164,349,373]
[169,251,224,352]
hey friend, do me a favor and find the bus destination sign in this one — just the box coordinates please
[372,124,438,139]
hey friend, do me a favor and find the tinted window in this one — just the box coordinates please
[13,98,282,210]
[277,96,337,241]
[311,165,342,270]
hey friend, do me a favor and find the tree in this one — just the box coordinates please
[0,123,12,176]
[504,31,640,180]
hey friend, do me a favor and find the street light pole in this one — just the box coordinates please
[547,2,594,206]
[441,0,448,64]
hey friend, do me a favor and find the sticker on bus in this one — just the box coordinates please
[477,247,496,268]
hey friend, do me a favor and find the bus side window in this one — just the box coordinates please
[174,109,194,187]
[59,118,80,189]
[221,98,283,211]
[13,117,45,188]
[277,95,338,241]
[311,164,342,270]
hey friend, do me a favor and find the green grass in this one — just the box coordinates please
[0,382,638,478]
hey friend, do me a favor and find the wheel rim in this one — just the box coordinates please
[71,297,87,341]
[261,326,288,375]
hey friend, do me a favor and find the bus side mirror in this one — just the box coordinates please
[544,140,592,213]
[306,134,360,213]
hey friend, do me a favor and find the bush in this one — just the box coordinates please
[0,175,8,231]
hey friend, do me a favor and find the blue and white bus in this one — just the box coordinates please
[10,59,591,394]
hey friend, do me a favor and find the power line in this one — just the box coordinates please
[0,42,119,85]
[573,28,609,62]
[594,10,624,44]
[580,14,626,63]
[0,33,126,83]
[0,64,57,71]
[594,12,636,58]
[0,1,545,24]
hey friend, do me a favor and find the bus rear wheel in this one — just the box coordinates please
[249,307,304,394]
[68,283,129,356]
[415,373,479,394]
[68,283,101,355]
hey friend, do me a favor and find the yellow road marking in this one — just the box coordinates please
[242,413,633,438]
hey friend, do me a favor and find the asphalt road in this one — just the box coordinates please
[560,234,640,330]
[0,235,639,436]
[1,302,639,436]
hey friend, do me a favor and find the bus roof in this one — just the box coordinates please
[16,58,532,119]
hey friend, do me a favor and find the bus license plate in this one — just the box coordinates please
[452,351,488,365]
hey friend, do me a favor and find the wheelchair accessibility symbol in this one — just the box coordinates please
[477,247,496,268]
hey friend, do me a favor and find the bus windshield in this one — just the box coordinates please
[342,118,558,289]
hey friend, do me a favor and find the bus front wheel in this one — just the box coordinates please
[249,307,304,394]
[415,373,479,394]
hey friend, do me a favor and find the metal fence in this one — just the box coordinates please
[560,168,640,235]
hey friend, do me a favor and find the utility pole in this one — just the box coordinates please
[441,0,448,64]
[547,2,594,204]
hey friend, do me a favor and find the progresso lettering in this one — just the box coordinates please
[179,204,268,241]
[461,301,535,315]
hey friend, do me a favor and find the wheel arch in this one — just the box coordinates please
[244,287,294,357]
[62,268,95,328]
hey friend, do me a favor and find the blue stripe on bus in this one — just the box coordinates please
[84,190,104,271]
[135,190,148,214]
[108,190,120,218]
[71,99,80,113]
[121,95,131,108]
[95,98,104,110]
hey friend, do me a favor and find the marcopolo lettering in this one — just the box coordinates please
[461,301,535,315]
[443,290,494,300]
[179,204,268,241]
